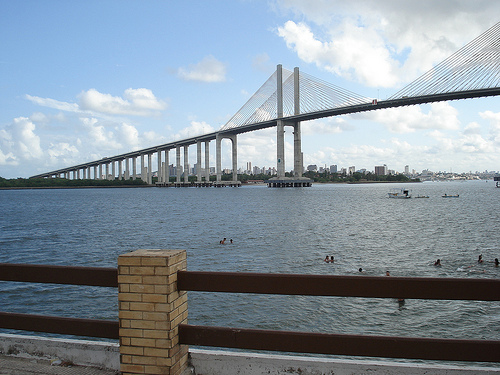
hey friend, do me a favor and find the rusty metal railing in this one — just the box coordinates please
[1,263,499,362]
[177,271,500,362]
[0,263,119,339]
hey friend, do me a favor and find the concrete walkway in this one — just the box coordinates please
[0,355,119,375]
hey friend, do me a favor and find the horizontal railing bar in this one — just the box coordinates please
[178,271,500,301]
[0,263,118,287]
[0,311,119,339]
[179,324,500,363]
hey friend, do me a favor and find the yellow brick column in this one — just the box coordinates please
[118,249,188,375]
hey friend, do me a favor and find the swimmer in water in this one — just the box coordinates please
[386,271,404,303]
[495,258,499,267]
[330,256,334,263]
[478,254,483,263]
[434,259,441,266]
[324,255,330,263]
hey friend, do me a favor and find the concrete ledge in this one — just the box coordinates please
[188,349,500,375]
[1,335,499,374]
[0,333,119,371]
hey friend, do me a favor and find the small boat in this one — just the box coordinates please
[415,195,429,198]
[442,193,459,198]
[388,189,411,199]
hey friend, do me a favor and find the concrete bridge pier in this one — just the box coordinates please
[205,140,210,182]
[147,154,152,184]
[117,160,121,180]
[176,145,181,183]
[196,141,202,183]
[183,146,189,184]
[157,150,162,183]
[216,133,238,186]
[132,156,136,180]
[164,150,169,183]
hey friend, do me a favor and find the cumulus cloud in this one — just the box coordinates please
[79,88,167,116]
[0,117,43,165]
[173,120,215,140]
[177,55,227,82]
[275,0,499,87]
[302,117,354,135]
[278,20,399,87]
[360,102,460,133]
[26,88,167,118]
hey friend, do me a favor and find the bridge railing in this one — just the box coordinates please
[177,271,500,363]
[1,250,500,375]
[0,263,119,339]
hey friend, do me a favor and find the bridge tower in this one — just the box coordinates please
[269,65,311,187]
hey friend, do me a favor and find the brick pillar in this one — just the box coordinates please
[118,249,188,375]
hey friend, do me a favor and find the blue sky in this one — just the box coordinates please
[1,0,500,178]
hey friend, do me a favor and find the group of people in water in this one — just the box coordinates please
[323,253,499,276]
[219,238,233,244]
[323,255,335,263]
[434,254,499,267]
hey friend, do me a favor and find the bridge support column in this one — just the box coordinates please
[111,162,116,180]
[231,134,237,182]
[147,154,152,185]
[157,150,162,184]
[196,141,202,182]
[293,67,303,177]
[176,146,181,183]
[277,120,285,178]
[124,158,129,180]
[205,141,210,182]
[99,164,103,180]
[276,64,285,178]
[183,146,189,183]
[94,166,98,180]
[140,155,145,182]
[132,157,136,180]
[216,134,222,183]
[293,122,303,177]
[164,150,169,183]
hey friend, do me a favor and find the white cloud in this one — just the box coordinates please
[360,102,460,133]
[177,55,227,82]
[276,0,499,87]
[174,120,215,140]
[25,95,80,112]
[278,20,399,87]
[302,117,353,135]
[79,88,167,116]
[0,117,43,165]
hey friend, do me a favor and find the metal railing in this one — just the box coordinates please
[0,263,119,339]
[177,271,500,362]
[1,263,499,362]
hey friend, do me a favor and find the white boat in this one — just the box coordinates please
[388,189,411,199]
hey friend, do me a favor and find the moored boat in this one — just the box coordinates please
[442,193,459,198]
[388,189,411,199]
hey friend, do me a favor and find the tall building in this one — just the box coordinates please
[330,164,338,173]
[405,165,409,175]
[348,166,355,175]
[375,165,388,176]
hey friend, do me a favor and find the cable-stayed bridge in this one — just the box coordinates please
[31,22,500,187]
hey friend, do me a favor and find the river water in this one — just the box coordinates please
[0,181,499,361]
